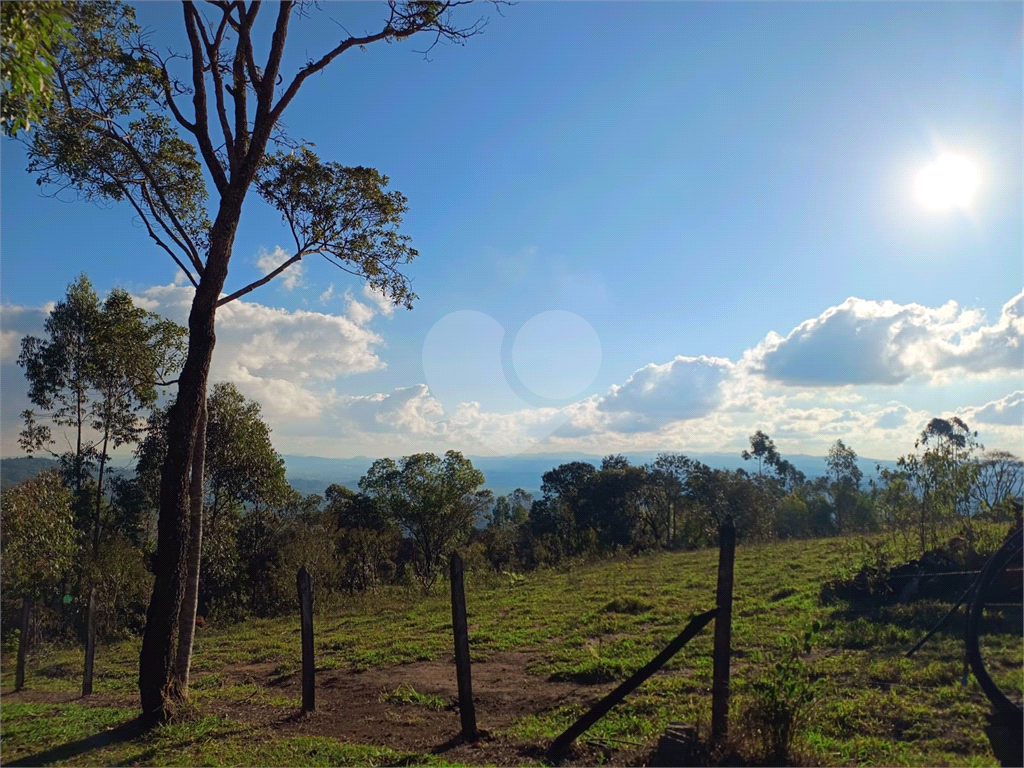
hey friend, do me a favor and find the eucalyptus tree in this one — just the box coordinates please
[825,439,862,534]
[19,0,498,721]
[0,1,73,135]
[359,451,491,594]
[19,275,186,554]
[134,381,290,687]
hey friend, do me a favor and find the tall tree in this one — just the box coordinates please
[825,439,862,534]
[134,382,289,687]
[20,0,497,721]
[359,451,491,593]
[741,430,780,477]
[19,276,186,553]
[18,275,102,498]
[972,450,1024,516]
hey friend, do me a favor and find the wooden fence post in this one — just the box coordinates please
[547,608,717,764]
[297,566,315,713]
[15,595,31,691]
[82,588,97,696]
[449,552,478,740]
[711,517,736,743]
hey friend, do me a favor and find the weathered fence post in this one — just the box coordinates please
[296,566,315,713]
[449,551,478,740]
[15,595,31,691]
[547,608,717,764]
[82,588,97,696]
[711,517,736,743]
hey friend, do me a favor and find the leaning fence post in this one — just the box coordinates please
[547,608,717,764]
[82,588,97,696]
[449,551,478,740]
[15,595,31,691]
[711,517,736,743]
[296,566,315,713]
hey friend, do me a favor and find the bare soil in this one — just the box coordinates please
[3,652,653,766]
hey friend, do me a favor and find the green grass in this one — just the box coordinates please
[379,683,448,710]
[2,534,1019,766]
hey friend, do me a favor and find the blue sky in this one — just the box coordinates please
[2,1,1022,462]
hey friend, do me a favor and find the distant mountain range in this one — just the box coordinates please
[2,451,900,499]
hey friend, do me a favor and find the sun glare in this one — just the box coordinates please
[915,154,981,211]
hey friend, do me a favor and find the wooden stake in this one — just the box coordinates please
[449,552,477,739]
[15,595,31,691]
[711,518,736,742]
[297,566,315,713]
[82,588,97,696]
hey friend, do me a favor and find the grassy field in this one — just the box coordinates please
[1,535,1020,766]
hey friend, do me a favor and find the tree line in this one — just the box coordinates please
[5,277,1022,658]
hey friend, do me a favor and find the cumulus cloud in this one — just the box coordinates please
[0,304,49,363]
[961,391,1024,427]
[344,290,376,326]
[132,284,386,424]
[256,246,304,291]
[874,403,913,430]
[597,355,733,432]
[747,292,1023,386]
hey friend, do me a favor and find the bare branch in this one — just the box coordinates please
[236,2,263,90]
[102,127,203,266]
[200,5,237,173]
[216,250,305,305]
[182,1,229,193]
[103,173,201,286]
[155,57,197,133]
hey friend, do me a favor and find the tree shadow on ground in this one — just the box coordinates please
[4,716,148,767]
[3,714,252,767]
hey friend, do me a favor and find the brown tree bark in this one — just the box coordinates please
[174,394,207,691]
[138,197,241,722]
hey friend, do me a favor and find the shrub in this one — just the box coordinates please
[742,623,820,764]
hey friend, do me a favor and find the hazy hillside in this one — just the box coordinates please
[0,457,60,490]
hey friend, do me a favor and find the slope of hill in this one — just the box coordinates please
[0,457,61,490]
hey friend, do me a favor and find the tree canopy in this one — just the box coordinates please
[360,450,491,593]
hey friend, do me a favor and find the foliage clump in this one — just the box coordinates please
[741,623,821,765]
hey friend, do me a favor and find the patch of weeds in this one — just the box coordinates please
[379,683,447,710]
[603,597,652,615]
[191,672,224,690]
[770,588,798,602]
[548,657,627,684]
[271,660,297,677]
[740,623,821,765]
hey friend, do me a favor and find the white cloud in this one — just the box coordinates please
[362,284,396,318]
[344,290,377,326]
[960,391,1024,427]
[256,246,304,291]
[747,292,1023,387]
[319,284,335,305]
[597,355,733,431]
[133,284,386,424]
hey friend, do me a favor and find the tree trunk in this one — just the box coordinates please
[175,395,207,692]
[94,428,110,556]
[138,197,241,723]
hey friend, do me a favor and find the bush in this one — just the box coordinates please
[742,623,820,764]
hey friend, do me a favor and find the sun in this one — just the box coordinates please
[915,154,981,211]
